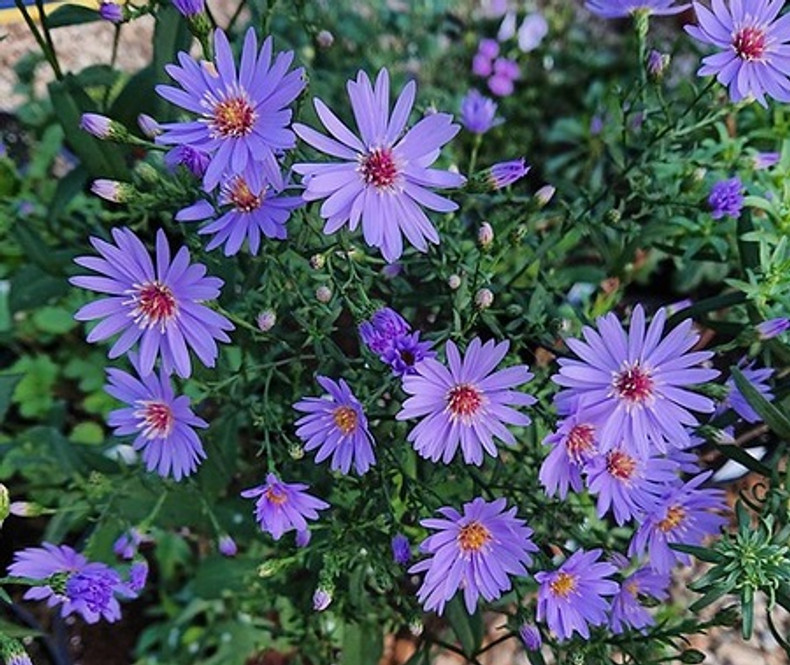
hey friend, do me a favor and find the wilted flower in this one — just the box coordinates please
[647,50,670,79]
[487,158,529,189]
[708,177,744,219]
[359,307,410,355]
[113,529,143,560]
[164,145,211,178]
[129,561,148,593]
[721,360,774,423]
[256,310,277,332]
[460,90,501,134]
[609,567,670,634]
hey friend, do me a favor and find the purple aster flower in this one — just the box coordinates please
[91,179,131,203]
[478,38,500,60]
[241,473,329,540]
[584,448,680,525]
[80,113,113,139]
[472,53,494,77]
[397,338,536,465]
[487,158,530,189]
[539,415,599,499]
[99,1,123,22]
[460,90,501,135]
[629,471,726,574]
[295,529,311,547]
[293,69,466,263]
[105,358,208,480]
[757,317,790,339]
[487,73,514,97]
[754,152,781,170]
[721,360,774,423]
[409,497,537,615]
[313,587,333,611]
[609,567,669,634]
[70,227,234,378]
[518,13,549,51]
[129,561,148,593]
[172,0,204,17]
[156,28,305,191]
[391,533,411,565]
[553,305,719,456]
[164,145,211,178]
[218,535,237,557]
[176,167,303,255]
[359,307,410,355]
[586,0,689,18]
[8,543,135,624]
[535,548,619,640]
[708,177,744,219]
[381,331,436,377]
[519,624,542,651]
[686,0,790,106]
[113,528,143,560]
[294,377,376,475]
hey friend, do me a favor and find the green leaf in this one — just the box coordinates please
[341,621,383,665]
[0,374,23,424]
[712,442,772,477]
[689,585,730,613]
[670,543,726,564]
[731,366,790,440]
[9,264,70,313]
[45,3,101,28]
[69,421,104,445]
[32,306,77,334]
[153,6,193,121]
[10,355,58,418]
[445,595,484,656]
[48,165,88,220]
[192,556,259,599]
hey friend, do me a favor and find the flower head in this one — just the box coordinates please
[70,228,234,378]
[586,0,689,18]
[553,305,718,456]
[381,331,436,377]
[241,473,329,540]
[293,69,466,262]
[460,90,501,134]
[686,0,790,106]
[487,158,529,189]
[540,415,599,499]
[105,358,208,480]
[8,543,136,624]
[409,497,537,614]
[99,1,123,22]
[113,528,143,560]
[721,360,774,423]
[535,548,619,640]
[757,317,790,339]
[156,28,305,191]
[398,338,536,465]
[164,145,211,178]
[708,177,744,219]
[359,307,435,377]
[609,567,669,634]
[518,13,549,52]
[391,533,411,565]
[294,377,376,475]
[176,167,303,255]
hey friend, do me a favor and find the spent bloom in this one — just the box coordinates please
[113,528,143,560]
[105,358,208,481]
[460,90,501,134]
[8,543,135,624]
[241,473,329,540]
[708,177,744,219]
[757,317,790,339]
[409,497,537,615]
[629,472,727,574]
[293,69,466,262]
[313,587,333,611]
[294,376,376,475]
[398,338,536,465]
[647,50,671,78]
[552,305,718,456]
[686,0,790,106]
[586,0,689,18]
[535,548,619,640]
[487,158,529,189]
[176,167,303,255]
[70,228,234,378]
[129,561,148,593]
[156,28,305,191]
[609,567,670,634]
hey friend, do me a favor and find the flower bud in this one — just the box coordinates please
[9,501,46,517]
[316,286,332,303]
[0,635,33,665]
[98,1,123,22]
[477,221,494,249]
[129,560,148,592]
[80,113,114,139]
[316,30,334,49]
[218,535,238,557]
[295,529,311,548]
[487,158,529,190]
[137,113,162,138]
[0,484,8,525]
[288,443,305,460]
[172,0,205,17]
[256,310,277,332]
[475,288,494,310]
[647,50,670,80]
[312,587,333,611]
[309,253,326,270]
[757,317,790,340]
[448,274,462,290]
[534,184,555,208]
[91,179,134,203]
[391,533,411,565]
[519,624,541,652]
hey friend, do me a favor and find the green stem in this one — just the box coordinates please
[34,0,63,79]
[13,0,60,79]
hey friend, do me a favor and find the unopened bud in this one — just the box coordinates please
[679,649,706,664]
[9,501,46,517]
[757,317,790,340]
[256,310,276,332]
[605,209,621,225]
[309,254,326,270]
[91,179,135,203]
[134,162,160,184]
[295,529,311,547]
[316,285,332,303]
[487,158,529,190]
[478,221,494,248]
[316,30,334,49]
[312,587,333,611]
[218,535,237,557]
[0,484,8,524]
[288,443,305,460]
[475,288,494,310]
[98,1,124,22]
[647,50,670,80]
[137,113,162,138]
[448,274,462,290]
[534,184,555,208]
[80,113,114,139]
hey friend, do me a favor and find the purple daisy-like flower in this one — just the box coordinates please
[586,0,689,18]
[460,90,501,135]
[156,28,305,191]
[553,305,719,456]
[391,533,411,565]
[629,471,726,574]
[70,228,234,378]
[8,543,135,624]
[293,69,466,262]
[294,376,376,475]
[609,566,670,634]
[535,548,619,640]
[241,473,329,540]
[381,331,436,377]
[397,338,536,465]
[359,307,410,355]
[409,497,537,615]
[708,177,744,219]
[176,167,303,255]
[105,359,208,481]
[721,360,774,423]
[539,415,598,499]
[685,0,790,106]
[584,447,680,525]
[113,528,143,560]
[164,145,211,178]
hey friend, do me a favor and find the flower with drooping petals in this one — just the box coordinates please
[294,376,376,475]
[8,543,136,624]
[70,227,234,378]
[381,332,436,377]
[176,166,303,255]
[535,548,619,640]
[218,535,237,557]
[113,528,143,560]
[609,566,670,634]
[397,338,536,465]
[409,497,537,615]
[539,415,598,499]
[241,473,329,540]
[156,28,305,191]
[293,69,466,262]
[105,357,208,481]
[721,360,774,424]
[708,177,744,219]
[685,0,790,106]
[586,0,689,18]
[629,471,726,574]
[552,305,719,456]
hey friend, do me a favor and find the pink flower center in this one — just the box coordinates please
[457,521,491,552]
[446,384,483,420]
[360,147,399,190]
[613,363,654,404]
[606,450,638,482]
[130,281,178,331]
[264,486,288,505]
[549,572,578,598]
[211,95,257,138]
[566,423,596,462]
[332,406,358,435]
[733,26,767,61]
[135,400,174,439]
[658,504,686,533]
[229,177,262,212]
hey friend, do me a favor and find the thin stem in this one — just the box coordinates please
[34,0,63,79]
[13,0,58,79]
